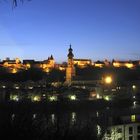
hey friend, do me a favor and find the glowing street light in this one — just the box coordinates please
[104,96,110,101]
[132,85,136,90]
[32,96,41,102]
[104,76,112,84]
[69,95,76,100]
[49,96,57,101]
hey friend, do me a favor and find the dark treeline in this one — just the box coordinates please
[0,66,140,83]
[0,67,65,83]
[75,65,140,82]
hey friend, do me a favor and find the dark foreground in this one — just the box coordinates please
[0,99,138,140]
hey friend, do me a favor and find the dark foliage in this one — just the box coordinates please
[75,66,140,82]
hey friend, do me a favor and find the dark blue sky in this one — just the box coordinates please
[0,0,140,62]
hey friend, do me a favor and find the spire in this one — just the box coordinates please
[69,44,73,51]
[68,44,74,59]
[50,55,54,60]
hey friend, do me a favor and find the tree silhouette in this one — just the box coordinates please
[12,0,31,7]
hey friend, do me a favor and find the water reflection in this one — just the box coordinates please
[50,114,56,125]
[97,125,101,136]
[32,113,37,119]
[0,106,140,140]
[71,112,76,125]
[11,113,15,121]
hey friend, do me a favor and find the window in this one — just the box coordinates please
[117,128,122,133]
[129,127,133,135]
[131,115,136,122]
[129,136,133,140]
[137,126,140,133]
[137,135,140,140]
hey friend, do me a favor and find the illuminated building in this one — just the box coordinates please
[23,55,55,72]
[2,57,25,73]
[94,61,105,68]
[74,59,92,68]
[103,123,140,140]
[66,45,76,83]
[0,48,140,78]
[112,60,136,69]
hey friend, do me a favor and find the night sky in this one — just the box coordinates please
[0,0,140,62]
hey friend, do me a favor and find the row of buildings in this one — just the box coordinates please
[0,45,140,75]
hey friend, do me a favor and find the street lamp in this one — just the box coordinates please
[104,76,112,84]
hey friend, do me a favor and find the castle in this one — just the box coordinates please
[0,45,140,83]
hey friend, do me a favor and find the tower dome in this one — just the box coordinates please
[68,44,74,59]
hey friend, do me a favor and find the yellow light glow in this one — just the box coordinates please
[3,62,9,67]
[132,85,136,89]
[26,64,31,68]
[125,63,133,69]
[59,67,65,71]
[70,95,76,100]
[104,96,110,101]
[12,68,17,73]
[113,62,121,67]
[131,115,136,122]
[33,96,41,102]
[96,94,100,99]
[42,64,47,69]
[44,68,49,73]
[15,58,20,64]
[95,64,103,68]
[49,96,57,101]
[105,76,112,84]
[10,95,19,101]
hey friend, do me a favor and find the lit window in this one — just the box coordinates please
[131,115,136,122]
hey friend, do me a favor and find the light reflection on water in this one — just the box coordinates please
[33,113,37,119]
[51,114,55,125]
[2,106,140,139]
[71,112,76,125]
[9,111,99,130]
[11,114,15,121]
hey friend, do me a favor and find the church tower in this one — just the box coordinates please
[66,44,75,83]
